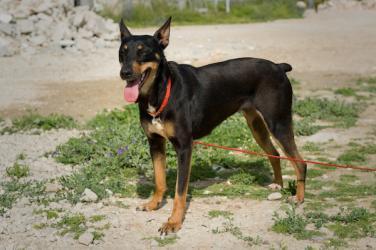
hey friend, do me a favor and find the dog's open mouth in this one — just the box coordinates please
[123,69,151,103]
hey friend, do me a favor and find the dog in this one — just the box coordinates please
[118,17,306,235]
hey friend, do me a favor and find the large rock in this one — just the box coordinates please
[0,37,19,57]
[80,188,98,202]
[78,232,94,245]
[17,19,34,34]
[267,192,282,201]
[51,22,71,42]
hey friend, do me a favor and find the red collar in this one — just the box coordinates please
[148,77,172,117]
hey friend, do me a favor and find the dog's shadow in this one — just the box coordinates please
[135,158,273,210]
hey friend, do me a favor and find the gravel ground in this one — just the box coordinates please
[0,8,376,250]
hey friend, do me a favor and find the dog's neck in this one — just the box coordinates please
[138,56,171,114]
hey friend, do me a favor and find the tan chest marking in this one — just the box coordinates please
[143,120,175,139]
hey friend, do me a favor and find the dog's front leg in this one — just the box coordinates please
[137,135,167,211]
[159,137,192,235]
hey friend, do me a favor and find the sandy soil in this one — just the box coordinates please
[0,8,376,250]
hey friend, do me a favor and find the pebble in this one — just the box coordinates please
[267,192,282,201]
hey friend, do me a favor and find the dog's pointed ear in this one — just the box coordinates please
[119,18,132,41]
[153,17,171,49]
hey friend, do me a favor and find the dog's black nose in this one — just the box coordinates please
[120,68,133,79]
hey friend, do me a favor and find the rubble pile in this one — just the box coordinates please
[0,0,119,57]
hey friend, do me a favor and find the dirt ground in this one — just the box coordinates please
[0,8,376,250]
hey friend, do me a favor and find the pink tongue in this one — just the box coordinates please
[124,84,139,103]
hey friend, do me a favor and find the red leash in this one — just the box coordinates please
[193,141,376,172]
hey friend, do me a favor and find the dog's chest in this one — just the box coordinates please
[143,118,175,139]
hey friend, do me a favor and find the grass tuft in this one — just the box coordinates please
[293,98,360,128]
[1,112,77,134]
[6,162,29,179]
[101,0,302,27]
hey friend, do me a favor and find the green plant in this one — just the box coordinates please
[55,213,87,239]
[335,87,357,96]
[101,0,303,27]
[6,162,29,179]
[1,112,77,134]
[208,210,233,219]
[294,118,323,136]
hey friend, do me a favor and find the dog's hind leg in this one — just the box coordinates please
[243,109,283,189]
[265,116,307,203]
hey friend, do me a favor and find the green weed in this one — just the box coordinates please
[294,97,360,128]
[55,213,87,239]
[102,0,302,27]
[150,235,179,247]
[294,118,323,136]
[302,142,321,152]
[337,142,376,165]
[0,180,45,216]
[1,112,76,134]
[272,206,321,239]
[335,87,357,97]
[33,223,47,230]
[208,210,233,219]
[6,162,29,179]
[89,215,106,223]
[212,216,263,246]
[55,106,272,202]
[357,77,376,93]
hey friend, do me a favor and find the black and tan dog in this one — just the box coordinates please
[119,17,306,234]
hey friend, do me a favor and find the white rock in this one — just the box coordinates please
[267,192,282,201]
[80,188,98,202]
[105,189,113,196]
[59,39,75,48]
[17,19,34,34]
[0,12,13,23]
[78,232,94,245]
[45,182,62,192]
[296,1,307,9]
[77,28,93,39]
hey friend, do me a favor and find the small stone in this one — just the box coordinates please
[45,182,62,193]
[78,232,94,246]
[105,189,113,196]
[80,188,98,202]
[0,12,13,24]
[267,192,282,201]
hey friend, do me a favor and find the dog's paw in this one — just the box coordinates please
[136,201,161,212]
[158,221,182,235]
[267,183,282,191]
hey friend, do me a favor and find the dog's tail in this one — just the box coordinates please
[278,63,292,72]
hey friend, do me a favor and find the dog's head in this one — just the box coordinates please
[119,17,171,103]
